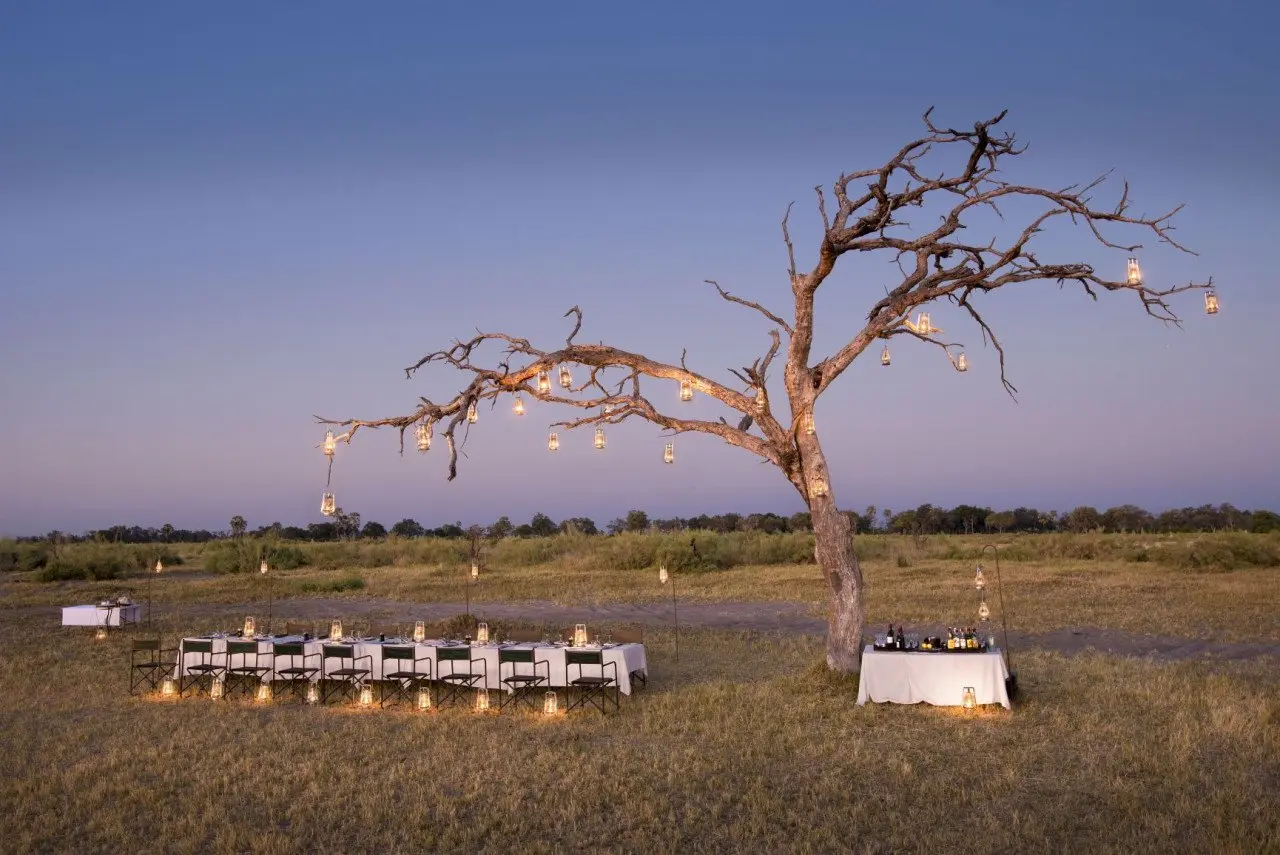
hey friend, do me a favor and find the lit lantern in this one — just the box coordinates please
[513,396,525,416]
[594,428,606,450]
[161,677,177,697]
[415,423,432,453]
[548,431,560,452]
[659,564,669,585]
[259,559,268,575]
[803,412,815,435]
[475,689,491,713]
[811,477,829,498]
[1204,289,1219,315]
[305,683,320,705]
[413,620,426,643]
[471,561,479,579]
[962,686,977,711]
[466,402,478,424]
[95,626,108,640]
[321,492,336,517]
[155,559,164,574]
[602,403,614,415]
[1127,257,1142,286]
[537,370,551,394]
[323,430,337,458]
[243,616,256,638]
[330,618,343,640]
[359,684,374,707]
[679,378,693,401]
[974,565,987,590]
[881,345,891,366]
[417,687,432,710]
[257,682,272,703]
[573,624,588,647]
[476,622,490,644]
[543,690,559,716]
[558,365,572,389]
[209,677,224,700]
[663,443,674,464]
[978,599,991,621]
[955,353,968,373]
[754,387,766,412]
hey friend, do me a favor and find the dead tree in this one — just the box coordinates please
[317,110,1216,673]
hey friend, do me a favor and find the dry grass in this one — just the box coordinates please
[0,609,1276,854]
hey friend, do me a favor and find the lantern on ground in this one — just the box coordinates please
[243,616,256,638]
[256,682,272,703]
[659,564,669,585]
[513,396,525,416]
[1127,257,1142,286]
[323,430,337,458]
[413,620,426,643]
[475,689,491,713]
[415,423,431,453]
[974,565,986,590]
[803,412,815,435]
[306,683,320,705]
[321,492,336,517]
[573,624,588,647]
[208,677,224,700]
[962,686,977,711]
[466,402,478,424]
[558,366,572,389]
[955,353,968,373]
[537,370,551,394]
[544,690,559,716]
[476,622,490,644]
[594,428,606,450]
[679,378,693,401]
[359,684,373,707]
[881,345,891,366]
[471,561,479,580]
[548,432,560,452]
[161,677,177,697]
[330,618,343,640]
[417,687,432,711]
[663,443,674,464]
[1204,289,1219,315]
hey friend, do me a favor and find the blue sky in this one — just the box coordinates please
[2,1,1277,536]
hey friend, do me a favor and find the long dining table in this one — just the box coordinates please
[176,635,648,695]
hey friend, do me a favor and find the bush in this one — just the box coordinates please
[37,544,130,581]
[297,573,365,594]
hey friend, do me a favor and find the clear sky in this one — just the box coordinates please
[2,1,1277,537]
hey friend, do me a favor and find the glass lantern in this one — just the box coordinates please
[978,599,991,621]
[513,396,525,416]
[679,378,693,401]
[466,402,478,424]
[962,686,977,710]
[573,624,589,647]
[558,365,572,389]
[659,564,669,585]
[471,561,479,579]
[306,683,320,705]
[415,423,432,453]
[1127,257,1142,286]
[155,559,164,574]
[811,477,829,498]
[918,312,932,335]
[476,622,490,644]
[881,345,891,366]
[321,492,336,517]
[548,431,560,452]
[1204,289,1219,315]
[323,429,337,458]
[95,626,108,640]
[475,689,491,713]
[955,353,968,372]
[330,618,343,640]
[413,620,426,643]
[974,565,986,590]
[359,684,373,707]
[256,682,272,703]
[208,677,224,700]
[594,428,606,450]
[161,677,178,697]
[754,387,766,412]
[543,690,559,716]
[243,616,256,638]
[417,687,432,711]
[803,412,815,435]
[537,370,551,394]
[663,443,674,464]
[259,559,268,575]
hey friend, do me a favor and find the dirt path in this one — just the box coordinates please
[18,598,1280,663]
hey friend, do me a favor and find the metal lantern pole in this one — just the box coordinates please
[980,543,1015,690]
[260,559,273,635]
[672,570,679,663]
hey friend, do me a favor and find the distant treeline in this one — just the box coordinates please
[12,502,1280,545]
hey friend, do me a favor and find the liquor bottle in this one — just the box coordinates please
[886,624,893,649]
[897,625,904,649]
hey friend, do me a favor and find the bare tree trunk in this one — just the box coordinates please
[810,499,863,672]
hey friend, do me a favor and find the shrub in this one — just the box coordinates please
[37,544,130,581]
[297,573,365,594]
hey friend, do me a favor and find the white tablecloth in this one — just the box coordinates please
[856,646,1011,709]
[177,637,648,695]
[62,604,142,627]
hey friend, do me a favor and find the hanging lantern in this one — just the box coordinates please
[974,565,986,590]
[256,682,272,703]
[208,677,224,700]
[803,412,815,435]
[155,559,164,574]
[417,687,433,711]
[243,616,256,638]
[330,618,343,640]
[259,559,268,575]
[359,684,374,707]
[679,378,693,402]
[537,370,551,394]
[602,403,614,415]
[881,345,891,366]
[413,620,426,643]
[1127,257,1142,286]
[955,353,968,373]
[95,626,108,640]
[475,689,491,713]
[573,624,589,647]
[161,676,177,697]
[978,599,991,622]
[663,443,674,464]
[467,402,478,424]
[513,396,525,416]
[548,431,560,452]
[918,312,932,335]
[754,387,766,413]
[471,561,479,579]
[811,477,829,498]
[543,690,559,716]
[415,423,432,453]
[594,428,606,450]
[962,686,977,711]
[305,683,320,705]
[558,365,572,389]
[321,492,336,517]
[659,564,669,585]
[476,622,490,644]
[323,430,337,458]
[1204,289,1219,315]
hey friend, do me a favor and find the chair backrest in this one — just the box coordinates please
[226,640,259,656]
[131,638,161,652]
[499,648,535,664]
[611,628,644,645]
[273,642,305,657]
[183,640,213,654]
[322,644,354,659]
[382,645,415,661]
[565,649,604,666]
[436,646,471,662]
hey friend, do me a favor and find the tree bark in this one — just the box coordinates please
[810,495,864,672]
